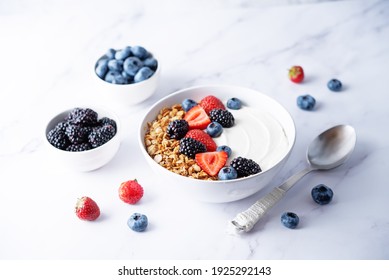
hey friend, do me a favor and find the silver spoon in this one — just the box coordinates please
[230,124,357,233]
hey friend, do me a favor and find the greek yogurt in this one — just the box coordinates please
[214,106,289,171]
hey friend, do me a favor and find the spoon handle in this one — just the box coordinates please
[230,167,313,233]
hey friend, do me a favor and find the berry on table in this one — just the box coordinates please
[227,97,242,110]
[181,98,197,112]
[206,122,223,138]
[209,109,235,128]
[75,196,100,221]
[195,151,228,177]
[218,166,238,180]
[311,184,333,205]
[216,145,232,158]
[166,119,189,140]
[230,157,261,178]
[288,66,304,83]
[327,79,342,92]
[185,129,217,152]
[179,137,207,158]
[297,94,316,110]
[183,105,211,130]
[119,179,144,204]
[128,213,148,232]
[199,95,225,114]
[281,212,299,229]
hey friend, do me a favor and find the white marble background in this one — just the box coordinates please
[0,0,388,259]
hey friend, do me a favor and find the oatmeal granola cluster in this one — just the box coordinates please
[144,104,216,180]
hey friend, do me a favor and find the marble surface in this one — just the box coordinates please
[0,0,388,260]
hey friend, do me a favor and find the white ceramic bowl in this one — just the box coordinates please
[139,85,296,203]
[45,107,121,172]
[93,51,160,106]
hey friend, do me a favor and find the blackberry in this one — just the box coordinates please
[66,143,92,152]
[209,109,234,128]
[65,125,92,144]
[47,129,70,150]
[179,137,206,158]
[88,124,116,148]
[98,117,117,130]
[67,108,98,126]
[230,157,261,178]
[166,119,189,139]
[53,121,70,133]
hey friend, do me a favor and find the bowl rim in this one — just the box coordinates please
[45,106,121,154]
[139,84,296,184]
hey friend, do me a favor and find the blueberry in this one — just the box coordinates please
[123,57,143,76]
[216,145,232,158]
[127,213,148,232]
[132,46,149,60]
[134,67,154,83]
[311,184,333,205]
[121,71,134,83]
[115,46,132,60]
[181,98,197,112]
[104,70,121,83]
[297,94,316,110]
[227,97,242,110]
[218,166,238,180]
[281,212,299,229]
[107,59,124,72]
[95,59,108,79]
[327,79,342,92]
[105,48,116,59]
[206,122,223,137]
[143,57,158,70]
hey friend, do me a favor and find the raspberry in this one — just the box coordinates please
[119,179,144,204]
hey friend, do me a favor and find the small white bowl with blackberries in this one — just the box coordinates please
[94,45,160,105]
[45,107,120,171]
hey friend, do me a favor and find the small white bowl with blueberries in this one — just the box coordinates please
[45,107,121,171]
[94,45,160,105]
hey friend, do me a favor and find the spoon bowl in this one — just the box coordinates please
[231,124,357,233]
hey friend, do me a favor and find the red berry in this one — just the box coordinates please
[183,105,211,130]
[288,66,304,83]
[199,95,225,115]
[185,129,217,152]
[195,151,228,176]
[75,196,100,221]
[119,179,144,204]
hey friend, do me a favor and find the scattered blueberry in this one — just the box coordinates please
[327,79,342,92]
[218,166,238,180]
[281,212,299,229]
[181,98,197,112]
[227,97,242,110]
[206,122,223,137]
[123,57,143,76]
[127,213,148,232]
[297,94,316,110]
[115,46,132,60]
[132,46,149,60]
[143,57,158,70]
[216,145,232,158]
[311,184,333,205]
[134,67,154,83]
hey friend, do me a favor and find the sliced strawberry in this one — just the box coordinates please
[185,129,217,152]
[184,105,211,130]
[199,95,225,115]
[195,151,228,176]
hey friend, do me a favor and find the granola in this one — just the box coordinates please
[144,104,216,180]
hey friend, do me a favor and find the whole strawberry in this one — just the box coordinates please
[288,66,304,83]
[119,179,144,204]
[75,196,100,221]
[199,95,225,115]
